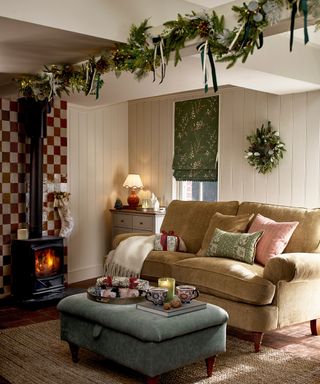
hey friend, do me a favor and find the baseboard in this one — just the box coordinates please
[68,264,104,284]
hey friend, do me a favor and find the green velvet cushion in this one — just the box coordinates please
[206,228,263,264]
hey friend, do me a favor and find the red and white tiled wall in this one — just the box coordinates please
[0,97,68,299]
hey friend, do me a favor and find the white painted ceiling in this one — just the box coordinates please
[183,0,234,8]
[0,0,319,105]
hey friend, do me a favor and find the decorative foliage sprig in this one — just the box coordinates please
[245,121,286,174]
[16,0,320,101]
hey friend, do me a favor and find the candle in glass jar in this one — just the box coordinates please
[158,277,175,301]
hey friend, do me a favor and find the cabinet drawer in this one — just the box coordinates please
[132,215,153,231]
[114,214,133,228]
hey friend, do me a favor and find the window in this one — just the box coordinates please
[172,96,219,201]
[175,180,218,201]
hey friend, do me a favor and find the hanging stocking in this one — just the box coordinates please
[54,195,74,238]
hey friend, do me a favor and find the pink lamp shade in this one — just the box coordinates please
[123,174,143,208]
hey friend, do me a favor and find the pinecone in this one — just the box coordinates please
[198,21,209,38]
[96,57,109,73]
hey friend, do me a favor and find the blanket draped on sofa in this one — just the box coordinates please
[105,235,155,277]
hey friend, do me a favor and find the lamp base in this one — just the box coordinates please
[127,190,139,208]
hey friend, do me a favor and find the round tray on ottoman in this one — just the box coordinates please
[87,276,150,304]
[87,286,146,304]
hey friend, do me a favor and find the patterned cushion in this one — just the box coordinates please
[206,228,263,264]
[197,212,254,256]
[248,213,299,266]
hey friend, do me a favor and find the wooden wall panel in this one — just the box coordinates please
[242,90,257,203]
[266,94,281,204]
[305,92,320,207]
[219,88,234,201]
[68,87,320,283]
[68,103,128,283]
[128,87,320,209]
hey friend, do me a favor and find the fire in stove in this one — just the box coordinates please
[35,248,61,277]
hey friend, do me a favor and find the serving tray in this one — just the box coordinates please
[87,286,147,305]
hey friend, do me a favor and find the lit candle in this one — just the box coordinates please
[158,277,175,301]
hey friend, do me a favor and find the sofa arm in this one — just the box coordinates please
[112,232,152,249]
[263,253,320,284]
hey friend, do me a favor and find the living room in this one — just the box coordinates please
[1,0,320,383]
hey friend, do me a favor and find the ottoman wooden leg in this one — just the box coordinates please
[147,375,160,384]
[68,342,80,363]
[205,355,216,377]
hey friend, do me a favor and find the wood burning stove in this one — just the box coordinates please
[11,98,65,302]
[12,237,64,301]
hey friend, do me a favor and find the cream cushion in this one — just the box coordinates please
[172,257,275,305]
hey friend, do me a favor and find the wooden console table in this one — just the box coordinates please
[110,208,165,239]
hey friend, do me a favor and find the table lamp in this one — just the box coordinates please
[123,174,143,208]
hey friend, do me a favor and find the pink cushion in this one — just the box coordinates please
[248,214,299,266]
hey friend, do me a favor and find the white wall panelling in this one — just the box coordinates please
[68,87,320,282]
[68,103,128,283]
[128,87,320,209]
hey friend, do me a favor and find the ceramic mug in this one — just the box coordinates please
[176,285,199,303]
[145,287,168,305]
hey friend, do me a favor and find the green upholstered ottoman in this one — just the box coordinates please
[57,293,228,384]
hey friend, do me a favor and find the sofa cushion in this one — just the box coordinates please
[160,200,239,254]
[248,214,299,266]
[172,257,275,305]
[237,202,320,253]
[206,228,262,264]
[141,251,195,280]
[197,212,254,256]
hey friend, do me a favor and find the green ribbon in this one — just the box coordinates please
[207,49,218,93]
[300,0,309,45]
[199,45,208,93]
[257,32,264,49]
[289,0,298,51]
[241,21,251,48]
[198,42,218,93]
[95,74,103,100]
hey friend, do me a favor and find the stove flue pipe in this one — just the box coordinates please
[18,98,49,239]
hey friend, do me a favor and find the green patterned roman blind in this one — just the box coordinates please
[172,96,219,182]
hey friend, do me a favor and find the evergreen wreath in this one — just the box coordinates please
[245,121,286,174]
[16,0,320,101]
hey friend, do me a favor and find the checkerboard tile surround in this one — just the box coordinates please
[0,98,68,298]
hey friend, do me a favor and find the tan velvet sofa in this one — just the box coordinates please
[114,200,320,352]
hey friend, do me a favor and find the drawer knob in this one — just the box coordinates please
[120,220,124,223]
[140,222,143,225]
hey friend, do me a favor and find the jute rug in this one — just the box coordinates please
[0,320,319,384]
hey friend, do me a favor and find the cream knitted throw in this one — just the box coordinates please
[104,235,155,277]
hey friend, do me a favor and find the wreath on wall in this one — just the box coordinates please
[245,121,286,174]
[16,1,320,101]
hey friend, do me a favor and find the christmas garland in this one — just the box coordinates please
[245,121,286,174]
[17,0,320,100]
